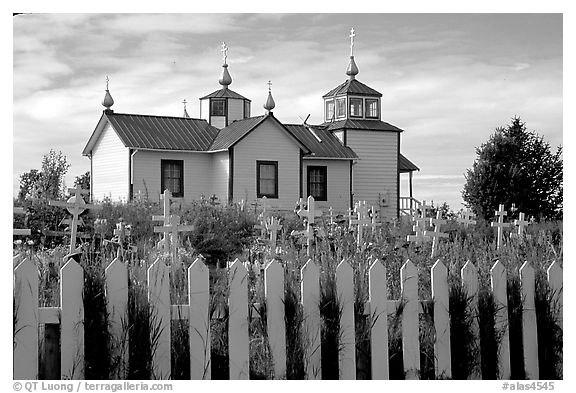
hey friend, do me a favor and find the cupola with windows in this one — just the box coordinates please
[199,42,251,129]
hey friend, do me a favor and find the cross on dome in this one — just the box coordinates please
[349,28,356,56]
[102,75,114,110]
[221,41,228,65]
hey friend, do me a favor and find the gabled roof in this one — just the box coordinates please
[209,114,309,152]
[321,119,403,132]
[199,88,250,101]
[399,154,419,173]
[82,112,220,155]
[323,79,382,98]
[284,124,358,160]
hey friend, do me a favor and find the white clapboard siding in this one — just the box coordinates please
[265,260,287,378]
[301,259,321,380]
[519,261,539,379]
[211,151,229,203]
[431,259,451,378]
[188,258,211,380]
[147,258,171,379]
[132,150,212,203]
[336,260,356,380]
[105,258,129,379]
[368,259,389,379]
[400,259,420,379]
[228,98,245,123]
[211,116,226,130]
[546,261,563,330]
[199,99,209,121]
[233,117,300,210]
[490,260,511,379]
[302,159,350,212]
[14,258,39,380]
[228,259,250,379]
[461,260,482,379]
[346,130,398,220]
[60,259,84,379]
[92,122,129,201]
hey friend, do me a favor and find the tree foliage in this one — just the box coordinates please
[17,150,71,201]
[462,118,562,221]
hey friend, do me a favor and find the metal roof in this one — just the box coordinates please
[399,153,419,173]
[321,119,403,132]
[284,124,358,160]
[209,115,268,150]
[323,79,382,98]
[105,113,220,151]
[199,88,250,100]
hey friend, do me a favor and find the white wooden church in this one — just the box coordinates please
[82,30,419,219]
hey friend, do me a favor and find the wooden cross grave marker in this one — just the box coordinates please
[491,204,511,250]
[513,212,530,238]
[350,201,371,248]
[457,208,477,228]
[13,207,31,236]
[49,187,102,254]
[104,218,135,259]
[367,205,382,235]
[154,214,194,265]
[265,216,282,253]
[424,211,448,258]
[407,200,431,244]
[259,196,273,219]
[294,195,323,255]
[152,189,173,251]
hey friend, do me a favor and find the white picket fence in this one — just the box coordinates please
[13,256,563,380]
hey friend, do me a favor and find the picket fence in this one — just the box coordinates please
[13,256,563,380]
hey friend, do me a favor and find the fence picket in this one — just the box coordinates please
[546,261,563,330]
[265,259,287,378]
[300,259,321,380]
[228,259,249,380]
[336,260,356,380]
[491,260,511,379]
[401,259,420,379]
[368,259,388,379]
[188,258,211,380]
[14,258,39,380]
[519,261,539,379]
[147,258,171,379]
[105,258,129,379]
[60,259,84,379]
[461,260,481,379]
[431,259,451,378]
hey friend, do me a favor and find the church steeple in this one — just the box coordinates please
[264,80,275,114]
[102,76,114,112]
[219,42,232,89]
[346,28,359,80]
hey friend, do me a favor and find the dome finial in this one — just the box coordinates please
[264,80,275,114]
[102,75,114,111]
[219,42,232,89]
[182,99,190,118]
[346,28,359,80]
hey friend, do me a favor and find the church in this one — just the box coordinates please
[82,30,419,219]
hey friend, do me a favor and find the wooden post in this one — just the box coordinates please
[188,258,211,380]
[461,261,482,379]
[491,204,510,249]
[491,260,511,379]
[264,259,287,378]
[369,259,389,379]
[153,214,194,265]
[152,189,173,252]
[519,261,539,379]
[297,196,323,255]
[350,202,371,248]
[147,258,171,379]
[546,261,563,330]
[13,258,39,380]
[60,259,85,379]
[228,259,249,379]
[401,259,420,379]
[300,259,321,379]
[105,258,129,379]
[336,260,356,380]
[431,259,451,378]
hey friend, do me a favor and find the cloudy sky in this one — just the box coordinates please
[12,13,563,210]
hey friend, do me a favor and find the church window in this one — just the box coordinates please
[257,161,278,198]
[336,97,346,118]
[211,99,226,116]
[307,166,327,201]
[161,160,184,198]
[325,100,335,121]
[244,100,251,118]
[365,98,379,118]
[349,98,363,118]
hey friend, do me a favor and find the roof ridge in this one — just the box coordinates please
[109,112,207,122]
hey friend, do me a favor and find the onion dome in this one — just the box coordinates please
[219,42,232,89]
[346,56,359,80]
[264,80,275,113]
[102,76,114,110]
